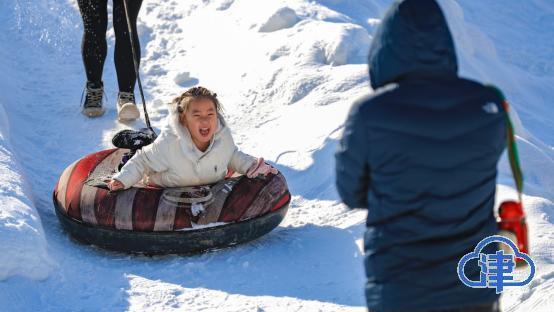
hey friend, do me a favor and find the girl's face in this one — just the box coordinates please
[180,98,218,151]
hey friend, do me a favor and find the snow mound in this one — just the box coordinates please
[259,7,300,33]
[173,71,199,87]
[0,104,53,281]
[278,21,371,66]
[243,18,370,108]
[319,23,371,66]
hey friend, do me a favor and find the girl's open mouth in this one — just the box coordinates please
[199,127,210,137]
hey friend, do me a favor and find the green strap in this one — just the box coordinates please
[488,86,524,201]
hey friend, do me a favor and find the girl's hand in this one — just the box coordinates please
[107,179,125,191]
[246,158,278,178]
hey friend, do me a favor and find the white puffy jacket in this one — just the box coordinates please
[113,112,256,189]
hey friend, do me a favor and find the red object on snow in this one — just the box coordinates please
[497,200,529,265]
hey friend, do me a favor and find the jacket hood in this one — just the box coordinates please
[165,108,229,159]
[368,0,458,89]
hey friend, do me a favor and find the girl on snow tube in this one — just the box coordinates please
[108,86,278,191]
[53,86,288,254]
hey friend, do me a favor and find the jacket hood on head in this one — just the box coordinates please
[368,0,458,89]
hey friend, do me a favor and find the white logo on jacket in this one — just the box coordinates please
[482,102,499,114]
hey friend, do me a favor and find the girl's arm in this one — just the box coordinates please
[224,127,277,177]
[112,136,169,189]
[224,129,257,174]
[228,140,278,177]
[230,147,257,174]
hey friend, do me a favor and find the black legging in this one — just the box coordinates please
[77,0,143,92]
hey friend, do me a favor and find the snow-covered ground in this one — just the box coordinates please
[0,0,552,311]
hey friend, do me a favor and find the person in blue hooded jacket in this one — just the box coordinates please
[336,0,505,311]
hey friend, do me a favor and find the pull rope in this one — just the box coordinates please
[122,0,153,131]
[489,86,524,202]
[503,100,524,202]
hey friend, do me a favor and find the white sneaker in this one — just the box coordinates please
[117,92,140,121]
[82,82,106,118]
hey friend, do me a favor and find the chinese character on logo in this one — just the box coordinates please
[457,235,535,294]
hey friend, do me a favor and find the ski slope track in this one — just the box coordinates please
[0,0,552,311]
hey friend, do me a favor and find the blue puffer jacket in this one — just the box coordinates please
[335,0,506,311]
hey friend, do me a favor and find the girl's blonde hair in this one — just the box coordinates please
[172,86,222,115]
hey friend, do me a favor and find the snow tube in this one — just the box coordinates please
[53,148,290,254]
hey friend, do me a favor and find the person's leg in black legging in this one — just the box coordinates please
[112,0,143,93]
[77,0,108,88]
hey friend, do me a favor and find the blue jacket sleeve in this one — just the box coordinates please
[335,103,370,209]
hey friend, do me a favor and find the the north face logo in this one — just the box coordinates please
[483,102,499,114]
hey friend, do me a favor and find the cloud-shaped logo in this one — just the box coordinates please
[457,235,535,294]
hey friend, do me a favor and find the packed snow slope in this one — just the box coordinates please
[0,0,552,311]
